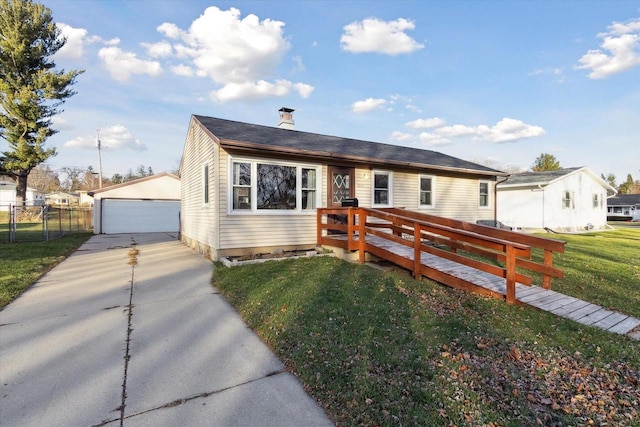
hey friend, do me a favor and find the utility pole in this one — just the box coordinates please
[96,129,103,188]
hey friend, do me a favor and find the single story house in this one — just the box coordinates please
[46,191,80,206]
[179,110,507,260]
[89,173,181,234]
[0,180,45,210]
[607,194,640,221]
[497,167,616,232]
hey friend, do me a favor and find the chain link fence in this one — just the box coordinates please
[0,205,93,243]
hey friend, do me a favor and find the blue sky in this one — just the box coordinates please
[23,0,640,182]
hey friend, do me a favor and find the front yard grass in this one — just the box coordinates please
[542,227,640,318]
[214,228,640,426]
[0,233,92,308]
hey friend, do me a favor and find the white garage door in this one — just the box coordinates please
[102,199,180,234]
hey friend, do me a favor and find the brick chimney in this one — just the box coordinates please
[278,107,294,129]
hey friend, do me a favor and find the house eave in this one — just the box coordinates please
[218,138,506,177]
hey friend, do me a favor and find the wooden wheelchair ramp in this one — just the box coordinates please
[317,208,640,337]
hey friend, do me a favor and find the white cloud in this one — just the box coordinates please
[528,67,565,83]
[171,64,195,77]
[406,117,446,129]
[55,23,88,59]
[351,97,387,113]
[419,118,546,143]
[211,80,314,102]
[435,124,478,137]
[142,41,172,58]
[153,6,313,102]
[390,131,414,142]
[98,47,163,81]
[474,118,546,143]
[340,17,424,55]
[63,125,147,151]
[418,132,452,146]
[405,104,423,113]
[158,6,289,83]
[575,17,640,79]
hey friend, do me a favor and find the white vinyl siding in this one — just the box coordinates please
[180,120,218,250]
[497,169,610,231]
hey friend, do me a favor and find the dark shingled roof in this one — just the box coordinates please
[193,115,505,176]
[608,194,640,206]
[499,167,582,186]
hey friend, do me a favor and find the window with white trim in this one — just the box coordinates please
[562,191,575,209]
[232,162,251,210]
[203,164,209,205]
[373,170,392,207]
[419,175,435,208]
[229,157,320,213]
[479,181,490,208]
[592,193,601,209]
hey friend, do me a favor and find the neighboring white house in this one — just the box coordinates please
[88,173,181,234]
[497,167,617,232]
[179,111,507,260]
[46,191,80,206]
[607,194,640,221]
[0,180,46,210]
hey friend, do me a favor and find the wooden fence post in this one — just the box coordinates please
[542,250,553,289]
[413,222,421,279]
[358,208,366,263]
[506,245,516,304]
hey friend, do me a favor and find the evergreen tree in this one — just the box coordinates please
[0,0,83,204]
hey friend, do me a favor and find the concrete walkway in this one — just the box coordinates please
[0,233,334,427]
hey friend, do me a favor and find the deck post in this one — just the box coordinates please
[358,208,366,263]
[316,209,322,246]
[505,245,516,303]
[542,250,553,289]
[347,208,354,250]
[413,222,421,278]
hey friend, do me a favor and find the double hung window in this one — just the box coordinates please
[479,181,490,208]
[419,175,435,208]
[373,171,392,207]
[562,191,575,209]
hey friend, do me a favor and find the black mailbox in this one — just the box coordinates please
[341,198,358,207]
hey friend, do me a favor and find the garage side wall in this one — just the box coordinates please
[180,121,217,258]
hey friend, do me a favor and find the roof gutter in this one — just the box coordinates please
[219,139,508,178]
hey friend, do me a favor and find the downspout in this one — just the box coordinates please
[495,175,510,223]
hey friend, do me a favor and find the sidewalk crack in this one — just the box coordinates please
[118,242,139,426]
[121,369,288,422]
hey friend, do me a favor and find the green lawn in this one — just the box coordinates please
[0,233,92,307]
[214,228,640,426]
[548,227,640,318]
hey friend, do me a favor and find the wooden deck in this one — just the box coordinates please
[319,208,640,339]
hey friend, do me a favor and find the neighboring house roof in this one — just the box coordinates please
[498,167,617,195]
[46,191,79,197]
[608,194,640,206]
[88,172,180,197]
[191,115,506,177]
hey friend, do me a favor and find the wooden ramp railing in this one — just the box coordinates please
[317,207,566,304]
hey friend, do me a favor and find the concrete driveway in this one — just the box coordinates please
[0,233,333,426]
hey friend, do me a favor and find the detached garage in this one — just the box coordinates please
[89,173,181,234]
